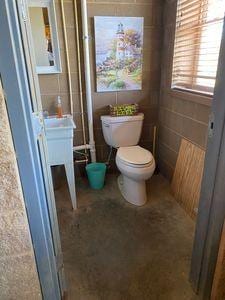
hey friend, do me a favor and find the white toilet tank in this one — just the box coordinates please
[101,113,144,148]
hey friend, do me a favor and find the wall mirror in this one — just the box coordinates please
[28,0,61,74]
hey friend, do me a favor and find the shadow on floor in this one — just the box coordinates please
[55,173,198,300]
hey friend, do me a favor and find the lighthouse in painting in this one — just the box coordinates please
[116,23,125,61]
[94,16,144,92]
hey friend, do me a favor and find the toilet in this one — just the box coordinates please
[101,113,155,206]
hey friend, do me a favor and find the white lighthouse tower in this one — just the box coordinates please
[116,23,125,61]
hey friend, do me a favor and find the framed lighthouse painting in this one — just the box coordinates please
[94,16,144,92]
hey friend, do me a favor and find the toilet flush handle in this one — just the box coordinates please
[103,122,110,127]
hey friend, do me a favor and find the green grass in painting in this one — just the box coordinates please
[130,67,142,84]
[98,67,141,90]
[111,80,126,89]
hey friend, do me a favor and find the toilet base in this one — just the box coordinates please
[117,174,147,206]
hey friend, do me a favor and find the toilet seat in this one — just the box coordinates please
[117,146,153,167]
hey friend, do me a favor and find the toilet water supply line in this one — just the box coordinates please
[60,0,96,162]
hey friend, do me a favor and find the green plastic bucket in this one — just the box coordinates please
[86,163,107,190]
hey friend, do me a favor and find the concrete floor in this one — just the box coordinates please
[55,173,198,300]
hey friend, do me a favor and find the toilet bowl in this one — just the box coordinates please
[101,113,155,206]
[116,146,155,206]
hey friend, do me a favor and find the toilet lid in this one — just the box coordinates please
[117,146,153,165]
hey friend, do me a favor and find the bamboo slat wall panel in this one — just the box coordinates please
[211,221,225,300]
[171,139,205,219]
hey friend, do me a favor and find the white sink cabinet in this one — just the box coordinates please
[44,116,76,209]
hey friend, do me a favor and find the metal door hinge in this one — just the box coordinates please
[83,35,93,41]
[32,112,44,140]
[208,112,214,138]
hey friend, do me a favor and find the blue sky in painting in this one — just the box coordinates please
[94,16,144,54]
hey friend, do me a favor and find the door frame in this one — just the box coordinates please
[190,19,225,299]
[1,0,225,299]
[17,0,67,294]
[0,1,61,299]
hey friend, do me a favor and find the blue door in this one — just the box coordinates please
[0,1,65,298]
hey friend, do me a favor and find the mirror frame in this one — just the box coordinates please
[28,0,62,74]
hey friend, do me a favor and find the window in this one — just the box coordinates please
[172,0,225,95]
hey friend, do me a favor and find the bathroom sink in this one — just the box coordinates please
[44,116,75,166]
[44,116,75,140]
[44,115,77,209]
[44,116,76,130]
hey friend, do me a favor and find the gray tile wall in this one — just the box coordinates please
[37,0,212,179]
[158,0,212,180]
[39,0,163,167]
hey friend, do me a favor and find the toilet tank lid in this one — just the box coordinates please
[101,113,144,124]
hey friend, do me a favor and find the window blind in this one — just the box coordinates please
[172,0,225,95]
